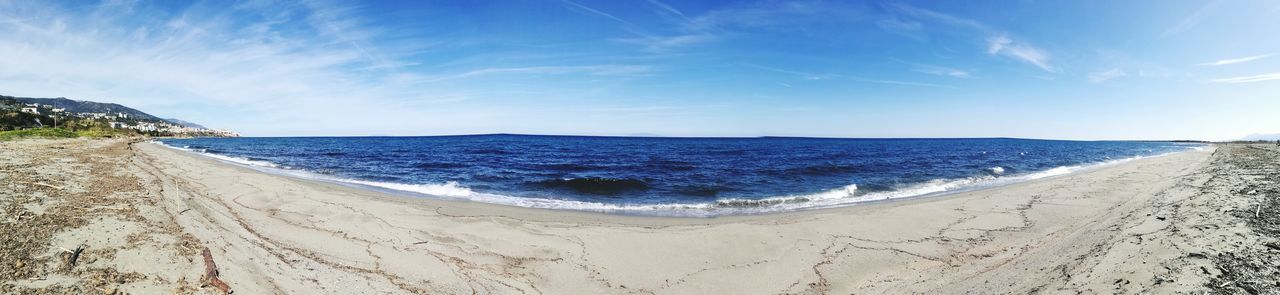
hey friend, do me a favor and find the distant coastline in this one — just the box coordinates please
[0,94,237,137]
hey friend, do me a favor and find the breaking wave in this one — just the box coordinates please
[150,140,1194,217]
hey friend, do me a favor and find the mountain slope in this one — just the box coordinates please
[163,118,207,129]
[7,96,162,121]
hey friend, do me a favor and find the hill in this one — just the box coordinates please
[0,94,235,137]
[7,96,162,121]
[163,118,207,129]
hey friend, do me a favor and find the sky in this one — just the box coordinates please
[0,0,1278,140]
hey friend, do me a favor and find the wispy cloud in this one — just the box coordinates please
[876,18,925,40]
[885,3,986,30]
[892,58,972,78]
[0,1,544,135]
[645,0,687,18]
[585,105,709,113]
[987,35,1056,72]
[614,34,715,52]
[425,65,652,82]
[744,64,953,88]
[560,0,638,28]
[1087,68,1127,83]
[559,0,657,40]
[1212,72,1280,83]
[1162,0,1223,38]
[888,4,1056,73]
[1198,54,1271,66]
[847,77,955,89]
[742,64,834,80]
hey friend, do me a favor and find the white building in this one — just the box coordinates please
[21,107,39,114]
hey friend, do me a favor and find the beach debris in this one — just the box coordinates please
[61,244,85,271]
[201,247,233,294]
[20,181,64,190]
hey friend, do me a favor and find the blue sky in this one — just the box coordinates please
[0,0,1277,140]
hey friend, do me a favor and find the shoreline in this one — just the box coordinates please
[7,138,1279,294]
[149,140,1205,218]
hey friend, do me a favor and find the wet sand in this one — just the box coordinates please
[3,139,1278,294]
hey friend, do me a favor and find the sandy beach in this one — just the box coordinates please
[3,139,1279,294]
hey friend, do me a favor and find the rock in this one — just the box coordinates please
[13,260,23,269]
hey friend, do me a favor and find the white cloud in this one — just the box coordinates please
[986,35,1057,73]
[0,1,588,136]
[1212,72,1280,83]
[1087,68,1127,83]
[1197,54,1271,66]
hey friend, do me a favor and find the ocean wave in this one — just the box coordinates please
[532,177,649,195]
[343,179,474,197]
[987,166,1005,175]
[154,141,279,168]
[414,162,469,169]
[149,140,1195,217]
[784,164,861,176]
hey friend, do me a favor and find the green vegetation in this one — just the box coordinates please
[0,128,135,141]
[0,128,78,140]
[74,128,130,138]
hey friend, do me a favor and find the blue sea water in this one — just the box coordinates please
[156,135,1202,216]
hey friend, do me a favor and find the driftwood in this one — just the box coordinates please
[202,248,233,294]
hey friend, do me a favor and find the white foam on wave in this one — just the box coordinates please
[150,141,1204,217]
[988,166,1005,175]
[153,141,279,168]
[343,179,474,197]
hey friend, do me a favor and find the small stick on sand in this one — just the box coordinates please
[202,248,233,294]
[21,181,63,190]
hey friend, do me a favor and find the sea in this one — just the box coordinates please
[155,135,1203,217]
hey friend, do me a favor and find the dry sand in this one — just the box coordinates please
[2,139,1279,294]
